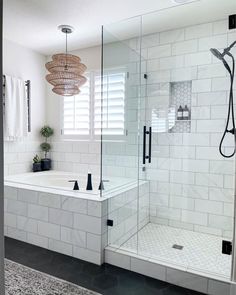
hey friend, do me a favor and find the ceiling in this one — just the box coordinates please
[3,0,236,56]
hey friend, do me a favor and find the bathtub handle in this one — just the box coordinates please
[68,180,79,190]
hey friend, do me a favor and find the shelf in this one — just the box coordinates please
[175,119,191,122]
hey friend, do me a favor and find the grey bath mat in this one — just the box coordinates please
[5,259,101,295]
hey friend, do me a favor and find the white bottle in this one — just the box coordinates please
[177,105,183,120]
[183,105,189,120]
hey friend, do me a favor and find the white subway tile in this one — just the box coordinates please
[185,52,211,66]
[170,146,195,159]
[195,173,223,187]
[172,39,197,55]
[27,232,49,248]
[194,225,222,236]
[212,77,230,91]
[181,210,208,226]
[191,106,210,119]
[74,246,101,265]
[18,189,38,204]
[38,192,61,209]
[182,159,209,173]
[182,184,209,200]
[208,279,231,295]
[61,226,86,247]
[183,133,210,146]
[38,221,60,240]
[195,199,223,214]
[199,34,227,51]
[4,212,17,227]
[87,233,101,252]
[198,64,226,79]
[209,214,233,231]
[192,79,211,93]
[185,23,213,39]
[160,29,185,44]
[131,257,166,281]
[142,33,159,48]
[171,67,197,82]
[7,199,27,216]
[209,187,234,203]
[197,92,227,106]
[148,44,171,59]
[61,197,87,214]
[73,213,101,234]
[170,196,194,210]
[28,204,48,221]
[4,186,17,200]
[49,239,73,256]
[160,56,184,70]
[166,267,208,293]
[49,208,73,227]
[17,216,38,233]
[196,120,225,133]
[156,206,181,221]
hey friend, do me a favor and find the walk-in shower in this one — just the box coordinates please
[101,1,236,294]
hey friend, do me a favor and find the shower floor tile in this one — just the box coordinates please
[116,223,231,280]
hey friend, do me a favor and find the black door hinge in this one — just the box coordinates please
[144,74,148,79]
[107,219,113,227]
[222,240,232,255]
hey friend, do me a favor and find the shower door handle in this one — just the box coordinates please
[148,127,152,163]
[143,126,152,164]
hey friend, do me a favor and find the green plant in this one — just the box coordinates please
[40,126,54,138]
[33,154,41,163]
[40,142,51,159]
[40,125,54,158]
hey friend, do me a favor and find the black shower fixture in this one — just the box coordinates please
[210,40,236,158]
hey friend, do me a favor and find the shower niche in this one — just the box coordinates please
[170,80,192,133]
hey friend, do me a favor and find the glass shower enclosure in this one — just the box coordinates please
[101,0,236,292]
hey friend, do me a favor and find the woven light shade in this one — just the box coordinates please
[45,26,87,97]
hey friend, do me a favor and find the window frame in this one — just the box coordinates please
[60,68,127,142]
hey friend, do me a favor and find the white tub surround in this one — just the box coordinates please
[4,171,149,265]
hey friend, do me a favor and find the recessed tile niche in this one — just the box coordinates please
[170,81,192,133]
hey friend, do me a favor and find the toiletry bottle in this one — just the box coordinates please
[86,173,93,190]
[183,105,189,120]
[177,105,183,120]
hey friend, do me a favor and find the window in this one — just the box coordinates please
[61,70,126,140]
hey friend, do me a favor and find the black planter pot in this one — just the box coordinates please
[33,162,42,172]
[41,158,51,171]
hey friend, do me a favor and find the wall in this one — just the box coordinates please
[46,45,102,175]
[3,39,46,175]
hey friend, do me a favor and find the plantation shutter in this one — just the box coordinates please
[63,76,90,136]
[94,71,125,135]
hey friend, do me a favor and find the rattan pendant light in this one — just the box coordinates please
[45,25,87,96]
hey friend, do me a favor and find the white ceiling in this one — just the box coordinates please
[3,0,236,56]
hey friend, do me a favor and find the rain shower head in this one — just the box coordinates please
[210,48,224,60]
[210,41,236,60]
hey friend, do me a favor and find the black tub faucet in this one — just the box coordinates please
[69,180,79,190]
[86,173,93,190]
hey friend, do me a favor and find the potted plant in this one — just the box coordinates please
[40,125,54,171]
[32,155,41,172]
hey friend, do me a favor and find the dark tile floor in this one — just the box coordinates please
[5,237,205,295]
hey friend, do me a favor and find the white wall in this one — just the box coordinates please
[3,39,46,175]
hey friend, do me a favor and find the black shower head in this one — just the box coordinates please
[210,48,224,60]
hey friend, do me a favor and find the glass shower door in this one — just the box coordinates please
[101,17,142,254]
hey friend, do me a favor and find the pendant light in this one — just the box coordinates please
[45,25,87,96]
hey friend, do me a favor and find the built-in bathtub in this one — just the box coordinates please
[4,170,149,265]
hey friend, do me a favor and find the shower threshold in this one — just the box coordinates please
[105,223,232,295]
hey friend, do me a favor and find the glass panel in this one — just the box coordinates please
[101,16,142,253]
[140,1,236,281]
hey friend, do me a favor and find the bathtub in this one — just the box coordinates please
[4,170,139,200]
[4,170,149,265]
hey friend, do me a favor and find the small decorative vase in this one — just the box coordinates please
[33,162,42,172]
[41,159,51,171]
